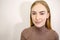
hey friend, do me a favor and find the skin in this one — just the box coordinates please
[31,3,49,28]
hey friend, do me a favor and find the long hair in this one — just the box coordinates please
[30,0,52,29]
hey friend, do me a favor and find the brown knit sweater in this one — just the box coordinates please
[21,26,59,40]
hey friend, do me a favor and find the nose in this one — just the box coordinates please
[36,14,40,20]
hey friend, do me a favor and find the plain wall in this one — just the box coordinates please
[0,0,60,40]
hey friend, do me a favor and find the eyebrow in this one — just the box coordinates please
[39,11,45,13]
[31,11,36,12]
[31,11,36,14]
[31,11,45,13]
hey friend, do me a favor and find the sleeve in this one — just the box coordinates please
[55,33,59,40]
[54,31,59,40]
[51,30,59,40]
[20,32,26,40]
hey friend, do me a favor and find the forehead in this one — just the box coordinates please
[32,3,47,12]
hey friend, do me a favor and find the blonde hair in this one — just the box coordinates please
[30,0,52,29]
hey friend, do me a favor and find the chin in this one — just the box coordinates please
[35,24,42,28]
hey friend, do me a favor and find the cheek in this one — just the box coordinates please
[31,16,35,21]
[43,16,47,19]
[43,14,48,19]
[43,18,46,22]
[42,15,47,22]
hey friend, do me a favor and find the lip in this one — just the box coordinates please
[35,21,41,24]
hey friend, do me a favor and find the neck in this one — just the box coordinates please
[33,25,48,32]
[34,25,45,29]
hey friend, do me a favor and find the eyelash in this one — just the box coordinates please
[32,12,44,15]
[32,13,36,15]
[40,12,44,15]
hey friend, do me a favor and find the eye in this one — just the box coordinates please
[40,12,44,15]
[39,11,45,15]
[32,12,36,15]
[31,11,36,15]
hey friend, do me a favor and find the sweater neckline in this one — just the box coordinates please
[32,25,48,33]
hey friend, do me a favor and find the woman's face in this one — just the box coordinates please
[31,3,49,28]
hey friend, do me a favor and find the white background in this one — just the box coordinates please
[0,0,60,40]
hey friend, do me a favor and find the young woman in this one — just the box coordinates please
[21,0,59,40]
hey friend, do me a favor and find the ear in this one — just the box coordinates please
[46,13,49,19]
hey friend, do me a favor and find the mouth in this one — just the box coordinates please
[35,21,41,24]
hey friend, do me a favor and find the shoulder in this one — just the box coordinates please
[49,29,58,36]
[48,29,59,39]
[21,27,33,37]
[21,27,33,34]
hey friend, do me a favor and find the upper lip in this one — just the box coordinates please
[35,21,41,23]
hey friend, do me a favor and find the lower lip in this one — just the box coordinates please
[35,22,41,24]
